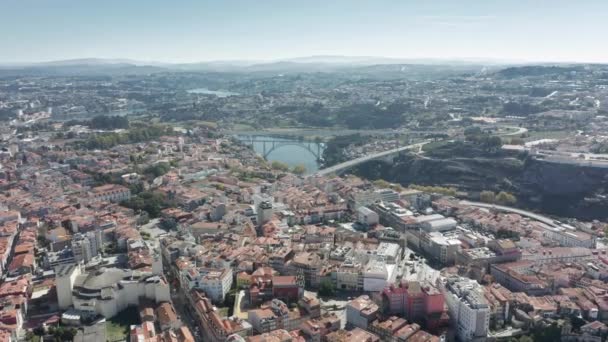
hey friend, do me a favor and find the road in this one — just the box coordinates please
[171,288,203,341]
[459,200,559,227]
[494,125,528,137]
[313,140,430,176]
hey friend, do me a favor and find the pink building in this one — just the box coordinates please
[382,281,447,329]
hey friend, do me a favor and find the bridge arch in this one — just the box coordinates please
[236,135,324,160]
[263,141,321,159]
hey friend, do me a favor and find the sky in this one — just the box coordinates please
[1,0,607,64]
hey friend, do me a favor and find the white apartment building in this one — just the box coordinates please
[420,231,461,265]
[442,276,490,341]
[543,227,595,248]
[336,263,363,291]
[346,295,379,330]
[374,242,401,264]
[357,206,379,226]
[56,265,170,318]
[349,188,399,209]
[56,264,82,309]
[363,259,391,292]
[71,232,101,264]
[182,267,233,303]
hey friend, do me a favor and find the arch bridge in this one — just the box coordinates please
[238,136,323,160]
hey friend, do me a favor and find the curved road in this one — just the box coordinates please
[497,126,528,137]
[459,200,559,227]
[313,140,430,177]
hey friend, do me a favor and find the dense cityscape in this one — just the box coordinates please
[1,1,608,341]
[0,58,607,342]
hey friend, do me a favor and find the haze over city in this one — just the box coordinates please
[1,0,608,64]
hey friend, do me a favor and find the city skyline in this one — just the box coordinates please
[1,0,607,64]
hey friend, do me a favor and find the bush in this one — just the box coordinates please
[318,279,336,297]
[271,161,289,172]
[480,191,496,203]
[121,191,172,218]
[291,164,307,175]
[144,162,171,178]
[409,184,457,196]
[496,191,517,205]
[480,190,517,206]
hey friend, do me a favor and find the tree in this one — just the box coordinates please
[318,279,335,297]
[464,126,483,140]
[89,115,129,130]
[484,136,503,150]
[120,191,170,218]
[159,217,178,231]
[144,162,171,178]
[60,327,77,341]
[291,164,307,175]
[271,161,289,172]
[496,191,517,205]
[373,179,390,188]
[480,190,496,203]
[33,326,45,337]
[409,184,457,197]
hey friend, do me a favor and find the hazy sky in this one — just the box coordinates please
[1,0,606,63]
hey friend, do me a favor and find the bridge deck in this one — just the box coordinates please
[312,140,430,177]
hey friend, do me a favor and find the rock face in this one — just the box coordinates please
[352,150,608,220]
[520,158,608,219]
[522,158,608,196]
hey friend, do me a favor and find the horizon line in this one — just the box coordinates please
[2,54,608,67]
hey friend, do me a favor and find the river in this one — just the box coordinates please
[235,135,325,174]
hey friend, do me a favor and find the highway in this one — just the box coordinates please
[459,200,559,227]
[313,140,430,177]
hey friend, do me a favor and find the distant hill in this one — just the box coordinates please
[0,62,168,77]
[0,56,573,77]
[495,65,585,78]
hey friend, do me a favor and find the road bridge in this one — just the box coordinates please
[313,140,430,177]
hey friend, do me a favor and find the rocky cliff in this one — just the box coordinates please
[351,143,608,220]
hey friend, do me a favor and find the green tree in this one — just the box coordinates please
[409,184,457,197]
[291,164,307,175]
[33,326,45,337]
[120,191,170,218]
[271,161,289,172]
[144,162,171,178]
[160,218,178,231]
[464,126,484,142]
[480,190,496,203]
[318,279,335,297]
[496,191,517,205]
[373,179,390,188]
